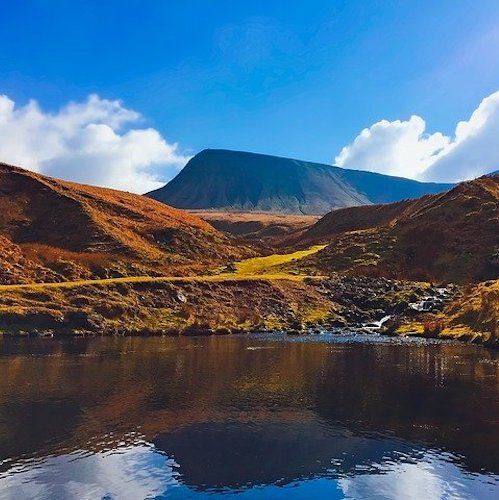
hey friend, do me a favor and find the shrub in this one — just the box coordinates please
[423,318,444,337]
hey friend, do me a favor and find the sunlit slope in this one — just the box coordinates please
[0,162,251,284]
[0,245,326,291]
[233,246,326,275]
[292,175,499,283]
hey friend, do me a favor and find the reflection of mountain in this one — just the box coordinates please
[0,336,497,483]
[153,420,423,491]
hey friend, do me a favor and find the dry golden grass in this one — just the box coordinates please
[0,245,326,292]
[0,162,254,283]
[395,280,499,343]
[233,245,326,275]
[0,275,340,336]
[20,243,112,267]
[443,280,499,341]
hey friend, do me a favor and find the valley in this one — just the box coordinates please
[0,159,497,346]
[188,210,320,242]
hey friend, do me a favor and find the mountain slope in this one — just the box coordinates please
[0,163,249,284]
[147,149,454,214]
[291,175,499,283]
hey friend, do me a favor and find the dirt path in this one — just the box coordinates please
[0,245,326,291]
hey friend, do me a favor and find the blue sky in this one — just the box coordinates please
[0,1,498,191]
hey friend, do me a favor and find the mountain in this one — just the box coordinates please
[0,163,249,284]
[291,174,499,283]
[147,149,454,215]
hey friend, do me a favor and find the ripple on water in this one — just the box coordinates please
[0,335,497,499]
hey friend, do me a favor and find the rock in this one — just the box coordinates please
[215,327,232,335]
[328,318,348,327]
[381,317,401,335]
[38,330,54,338]
[183,325,215,336]
[289,319,304,331]
[224,262,237,273]
[392,300,409,314]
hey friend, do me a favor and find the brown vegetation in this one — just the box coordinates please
[0,163,497,345]
[0,278,341,336]
[0,162,253,284]
[392,280,498,344]
[290,175,499,283]
[191,210,320,243]
[442,279,499,342]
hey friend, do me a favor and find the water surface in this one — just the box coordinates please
[0,333,498,499]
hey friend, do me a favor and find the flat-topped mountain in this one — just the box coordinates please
[0,163,249,284]
[147,149,454,214]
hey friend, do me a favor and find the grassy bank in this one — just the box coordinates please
[0,246,496,346]
[0,278,340,336]
[393,280,498,345]
[0,246,337,336]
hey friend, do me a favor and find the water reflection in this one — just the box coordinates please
[0,334,497,499]
[153,420,426,491]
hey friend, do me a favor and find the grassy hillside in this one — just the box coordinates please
[392,280,498,344]
[442,279,499,341]
[0,162,252,284]
[290,175,499,283]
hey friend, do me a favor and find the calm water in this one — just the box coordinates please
[0,333,498,499]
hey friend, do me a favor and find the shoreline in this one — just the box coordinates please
[0,275,496,348]
[1,323,497,349]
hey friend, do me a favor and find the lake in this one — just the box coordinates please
[0,333,498,499]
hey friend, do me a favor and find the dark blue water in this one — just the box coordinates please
[0,333,497,499]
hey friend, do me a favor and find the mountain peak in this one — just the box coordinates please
[147,149,454,215]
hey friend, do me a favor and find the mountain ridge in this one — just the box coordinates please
[147,149,455,214]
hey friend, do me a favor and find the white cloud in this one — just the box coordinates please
[335,90,499,182]
[0,94,189,193]
[423,90,499,181]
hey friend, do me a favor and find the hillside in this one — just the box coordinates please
[0,163,250,284]
[147,149,454,215]
[290,175,499,283]
[190,210,320,242]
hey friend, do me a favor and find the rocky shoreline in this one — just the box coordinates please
[0,276,495,347]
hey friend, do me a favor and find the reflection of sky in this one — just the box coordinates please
[1,443,497,500]
[0,445,177,500]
